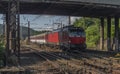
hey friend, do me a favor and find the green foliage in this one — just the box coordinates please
[73,17,116,48]
[73,17,100,29]
[0,42,4,59]
[86,25,100,47]
[0,35,5,66]
[111,25,115,38]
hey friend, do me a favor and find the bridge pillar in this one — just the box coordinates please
[5,0,20,66]
[100,17,104,50]
[107,17,112,51]
[115,17,119,52]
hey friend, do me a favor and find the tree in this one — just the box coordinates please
[73,17,100,48]
[86,25,100,47]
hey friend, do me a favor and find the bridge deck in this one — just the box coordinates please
[1,0,120,5]
[0,0,120,17]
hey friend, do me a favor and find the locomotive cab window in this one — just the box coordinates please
[69,29,85,37]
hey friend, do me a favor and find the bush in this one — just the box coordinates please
[0,42,4,59]
[0,35,5,67]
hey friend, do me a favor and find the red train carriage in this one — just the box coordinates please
[46,25,86,49]
[46,30,60,46]
[48,32,59,44]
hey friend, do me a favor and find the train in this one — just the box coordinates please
[30,25,87,49]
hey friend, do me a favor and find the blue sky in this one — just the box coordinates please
[0,14,80,31]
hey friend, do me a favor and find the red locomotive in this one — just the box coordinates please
[30,25,86,49]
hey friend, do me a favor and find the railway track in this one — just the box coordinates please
[21,46,120,74]
[66,49,120,74]
[51,48,109,74]
[21,46,66,74]
[22,46,86,73]
[21,46,93,73]
[28,47,87,74]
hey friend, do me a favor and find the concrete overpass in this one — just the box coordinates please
[1,0,120,17]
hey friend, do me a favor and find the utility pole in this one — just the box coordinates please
[68,16,71,26]
[28,21,30,44]
[20,24,23,40]
[52,21,55,30]
[61,21,63,30]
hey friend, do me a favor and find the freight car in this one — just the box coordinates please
[30,25,86,49]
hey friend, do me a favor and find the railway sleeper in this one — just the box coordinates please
[83,61,113,73]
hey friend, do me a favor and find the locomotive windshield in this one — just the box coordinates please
[69,29,85,37]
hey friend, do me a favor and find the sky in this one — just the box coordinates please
[0,14,80,31]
